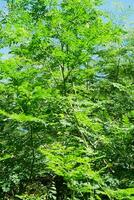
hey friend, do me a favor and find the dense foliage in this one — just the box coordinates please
[0,0,134,199]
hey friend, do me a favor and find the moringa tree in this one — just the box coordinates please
[0,0,134,199]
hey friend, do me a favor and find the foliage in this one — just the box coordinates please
[0,0,134,199]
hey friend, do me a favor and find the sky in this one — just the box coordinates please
[0,1,6,10]
[101,0,134,27]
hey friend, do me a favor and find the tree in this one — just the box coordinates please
[0,0,134,199]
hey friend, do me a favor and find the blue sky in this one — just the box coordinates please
[101,0,134,27]
[0,1,6,10]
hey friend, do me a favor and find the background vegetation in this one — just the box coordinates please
[0,0,134,199]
